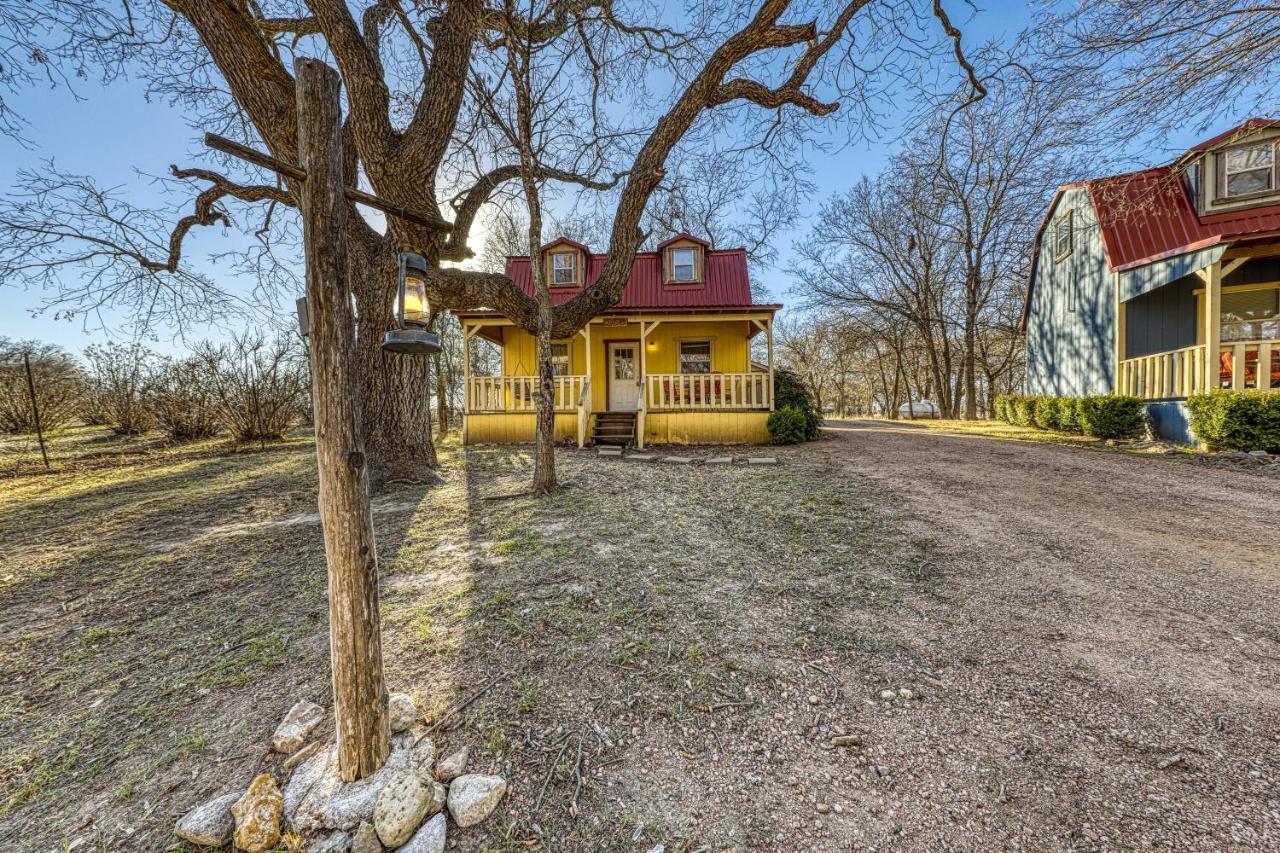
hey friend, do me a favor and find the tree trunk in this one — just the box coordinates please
[532,324,557,493]
[963,290,979,420]
[295,58,389,783]
[349,238,437,485]
[436,363,449,437]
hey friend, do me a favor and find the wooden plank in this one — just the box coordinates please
[1233,343,1246,390]
[1261,342,1273,391]
[1205,261,1222,391]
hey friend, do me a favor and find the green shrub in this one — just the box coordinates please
[1053,397,1080,433]
[1075,395,1145,439]
[994,393,1017,423]
[1012,396,1037,427]
[1187,390,1280,451]
[772,368,821,440]
[1032,396,1059,430]
[767,405,809,444]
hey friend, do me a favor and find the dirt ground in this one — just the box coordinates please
[1,422,1277,851]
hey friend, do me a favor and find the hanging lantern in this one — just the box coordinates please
[383,251,441,355]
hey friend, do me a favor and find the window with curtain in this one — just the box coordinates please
[678,340,712,374]
[550,342,570,375]
[1221,288,1280,342]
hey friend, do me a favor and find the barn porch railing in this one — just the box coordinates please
[1118,340,1279,399]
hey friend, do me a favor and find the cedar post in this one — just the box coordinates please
[295,57,390,782]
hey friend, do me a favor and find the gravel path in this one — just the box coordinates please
[814,419,1280,849]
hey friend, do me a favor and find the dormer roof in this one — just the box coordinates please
[538,236,590,254]
[1176,117,1280,163]
[656,232,710,250]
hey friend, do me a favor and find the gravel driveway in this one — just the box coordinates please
[815,419,1280,849]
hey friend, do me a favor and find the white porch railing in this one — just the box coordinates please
[1118,340,1279,399]
[466,375,587,412]
[644,372,771,410]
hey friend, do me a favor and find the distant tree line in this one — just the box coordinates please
[1,333,310,443]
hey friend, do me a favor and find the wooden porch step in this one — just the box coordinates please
[592,411,636,447]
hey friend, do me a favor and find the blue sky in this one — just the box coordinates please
[0,1,1189,356]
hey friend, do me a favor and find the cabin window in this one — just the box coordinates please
[1221,287,1280,342]
[1220,143,1275,198]
[1053,210,1072,262]
[670,247,697,282]
[551,251,578,286]
[550,342,571,375]
[678,340,712,374]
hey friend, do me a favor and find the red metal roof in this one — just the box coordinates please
[504,245,761,309]
[1087,166,1280,271]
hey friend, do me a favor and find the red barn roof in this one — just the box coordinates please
[503,244,764,310]
[1021,119,1280,330]
[1088,166,1280,271]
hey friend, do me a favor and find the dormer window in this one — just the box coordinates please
[1220,142,1275,199]
[551,251,578,286]
[670,247,697,282]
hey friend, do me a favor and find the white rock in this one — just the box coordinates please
[427,782,446,817]
[897,688,915,701]
[388,693,418,732]
[273,699,326,754]
[398,812,446,853]
[289,732,416,833]
[308,830,352,852]
[410,735,436,775]
[446,774,507,828]
[175,792,239,847]
[433,746,468,782]
[374,770,432,848]
[351,821,380,853]
[878,689,897,701]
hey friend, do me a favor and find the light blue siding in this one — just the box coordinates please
[1026,188,1115,397]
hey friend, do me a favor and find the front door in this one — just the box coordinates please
[607,342,640,411]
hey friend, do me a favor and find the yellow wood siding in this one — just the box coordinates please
[644,412,769,445]
[465,413,579,444]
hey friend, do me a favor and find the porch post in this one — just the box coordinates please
[1113,271,1125,394]
[1204,260,1222,393]
[584,321,593,406]
[462,322,472,444]
[766,317,775,410]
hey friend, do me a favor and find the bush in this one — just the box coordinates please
[1053,397,1080,433]
[1032,396,1059,430]
[147,356,223,441]
[197,333,308,442]
[1187,390,1280,451]
[767,405,809,444]
[994,393,1016,424]
[0,339,84,433]
[772,368,821,440]
[1075,395,1145,439]
[1012,396,1037,427]
[84,343,156,435]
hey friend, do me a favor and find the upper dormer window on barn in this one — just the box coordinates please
[1219,141,1276,200]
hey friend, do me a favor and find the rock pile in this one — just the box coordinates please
[174,692,507,851]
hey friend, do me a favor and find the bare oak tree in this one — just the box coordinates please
[1,0,985,488]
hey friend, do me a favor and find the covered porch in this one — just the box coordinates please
[457,309,776,448]
[1115,246,1280,399]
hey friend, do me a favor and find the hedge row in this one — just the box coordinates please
[1187,390,1280,452]
[994,393,1146,439]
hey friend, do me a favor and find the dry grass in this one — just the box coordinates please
[0,427,932,851]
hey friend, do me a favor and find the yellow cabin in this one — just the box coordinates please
[456,233,779,448]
